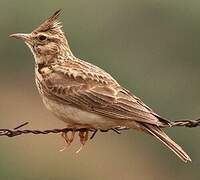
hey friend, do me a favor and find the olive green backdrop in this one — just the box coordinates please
[0,0,200,179]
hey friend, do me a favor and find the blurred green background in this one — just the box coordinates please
[0,0,200,179]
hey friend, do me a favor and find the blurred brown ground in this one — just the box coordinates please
[0,0,200,179]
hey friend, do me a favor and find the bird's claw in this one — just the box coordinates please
[60,129,90,153]
[62,130,76,145]
[75,130,89,153]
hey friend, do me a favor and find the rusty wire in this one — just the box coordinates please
[0,118,199,139]
[0,122,128,139]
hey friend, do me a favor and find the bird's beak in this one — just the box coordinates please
[10,33,31,42]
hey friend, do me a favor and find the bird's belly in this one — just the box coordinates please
[42,96,122,129]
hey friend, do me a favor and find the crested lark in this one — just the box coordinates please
[10,10,191,162]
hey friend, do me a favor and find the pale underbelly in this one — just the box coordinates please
[42,96,131,129]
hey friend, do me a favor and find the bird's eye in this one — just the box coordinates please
[38,35,47,41]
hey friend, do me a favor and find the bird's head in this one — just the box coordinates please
[10,10,72,65]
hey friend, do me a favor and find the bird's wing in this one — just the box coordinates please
[40,61,168,126]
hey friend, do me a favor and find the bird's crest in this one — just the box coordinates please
[33,9,63,33]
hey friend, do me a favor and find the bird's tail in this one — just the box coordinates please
[141,123,191,163]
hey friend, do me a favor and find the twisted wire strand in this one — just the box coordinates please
[0,118,199,138]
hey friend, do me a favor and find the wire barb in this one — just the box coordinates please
[14,122,29,130]
[0,118,199,138]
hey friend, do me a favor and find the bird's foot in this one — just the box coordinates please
[79,129,89,145]
[76,130,89,154]
[60,130,75,152]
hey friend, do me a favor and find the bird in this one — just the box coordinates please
[10,10,191,162]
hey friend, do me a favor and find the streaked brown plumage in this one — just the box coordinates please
[10,10,191,162]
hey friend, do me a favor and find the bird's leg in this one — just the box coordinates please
[79,130,89,145]
[60,130,76,151]
[76,130,89,153]
[62,130,76,145]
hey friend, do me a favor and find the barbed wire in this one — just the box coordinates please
[170,119,200,127]
[0,118,199,139]
[0,122,127,139]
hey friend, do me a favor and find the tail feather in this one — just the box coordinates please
[142,124,191,163]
